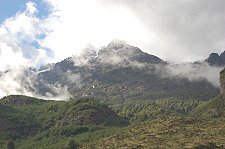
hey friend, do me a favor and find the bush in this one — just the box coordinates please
[192,142,224,149]
[65,139,79,149]
[5,140,15,149]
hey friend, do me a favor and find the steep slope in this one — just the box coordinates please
[33,41,219,103]
[220,68,225,97]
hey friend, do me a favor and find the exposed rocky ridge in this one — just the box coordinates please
[205,51,225,66]
[220,68,225,98]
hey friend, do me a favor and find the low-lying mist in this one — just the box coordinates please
[157,62,223,87]
[0,66,73,100]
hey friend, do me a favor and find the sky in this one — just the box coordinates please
[1,0,225,72]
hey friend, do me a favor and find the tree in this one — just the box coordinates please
[66,139,79,149]
[192,142,224,149]
[6,140,15,149]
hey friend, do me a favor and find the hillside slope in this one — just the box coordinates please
[0,95,127,142]
[112,98,204,123]
[84,117,225,149]
[0,103,40,140]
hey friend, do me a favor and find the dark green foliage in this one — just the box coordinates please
[16,125,120,149]
[190,95,225,117]
[0,95,127,149]
[66,139,79,149]
[0,103,40,140]
[192,142,224,149]
[112,98,204,123]
[6,140,14,149]
[0,95,127,129]
[0,94,224,149]
[0,95,46,106]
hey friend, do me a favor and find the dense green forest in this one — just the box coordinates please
[0,94,224,149]
[0,95,127,149]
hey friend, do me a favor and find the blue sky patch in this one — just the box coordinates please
[0,0,49,23]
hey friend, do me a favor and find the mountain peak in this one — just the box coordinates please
[205,51,225,66]
[220,51,225,64]
[80,47,97,59]
[107,39,128,50]
[98,40,165,65]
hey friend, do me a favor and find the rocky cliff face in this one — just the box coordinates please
[220,68,225,97]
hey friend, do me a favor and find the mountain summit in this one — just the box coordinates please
[65,40,165,67]
[97,40,165,65]
[205,51,225,66]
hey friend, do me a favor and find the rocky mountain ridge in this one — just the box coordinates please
[220,68,225,98]
[205,51,225,66]
[31,41,219,103]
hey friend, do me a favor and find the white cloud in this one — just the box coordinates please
[0,1,52,72]
[98,0,225,62]
[40,0,151,62]
[158,63,223,87]
[0,67,34,98]
[3,0,224,69]
[26,1,38,15]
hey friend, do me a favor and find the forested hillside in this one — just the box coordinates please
[0,95,127,148]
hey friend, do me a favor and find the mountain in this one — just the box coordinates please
[32,40,219,103]
[0,41,225,148]
[205,51,225,66]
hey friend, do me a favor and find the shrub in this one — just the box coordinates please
[5,140,15,149]
[66,139,79,149]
